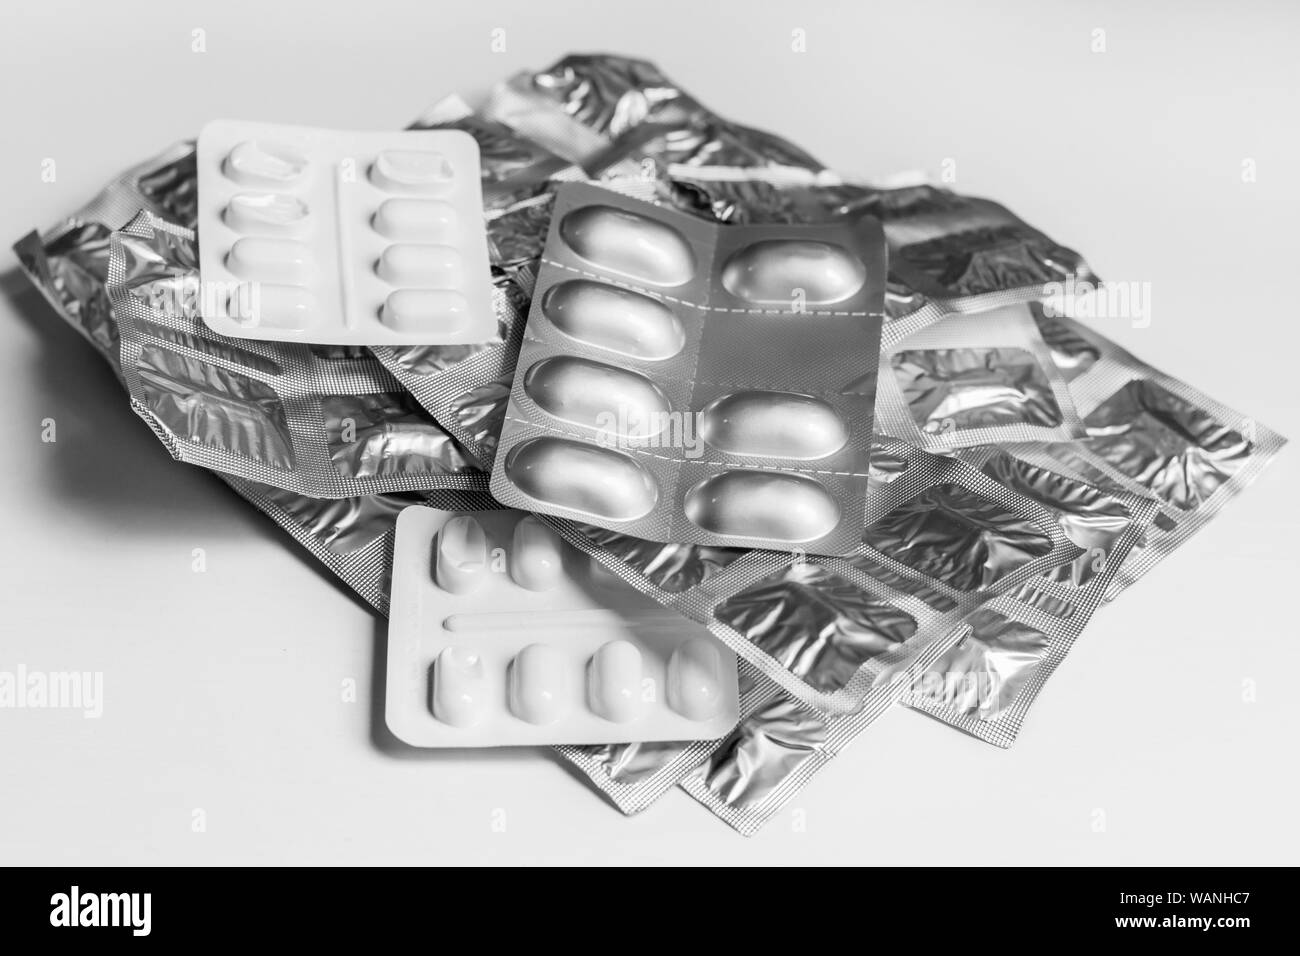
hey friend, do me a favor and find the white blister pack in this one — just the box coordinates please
[196,120,495,345]
[385,506,741,747]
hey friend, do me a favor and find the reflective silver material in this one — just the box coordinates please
[320,393,476,479]
[570,527,742,594]
[1084,379,1251,512]
[864,482,1054,591]
[914,610,1049,721]
[892,346,1063,432]
[714,564,917,693]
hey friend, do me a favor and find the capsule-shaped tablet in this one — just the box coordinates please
[720,239,866,305]
[432,647,487,727]
[380,289,469,335]
[376,244,461,287]
[508,644,568,725]
[667,638,726,721]
[225,237,313,283]
[523,357,670,439]
[559,205,695,286]
[226,283,315,331]
[372,199,458,242]
[699,390,848,459]
[684,470,840,542]
[541,280,685,361]
[503,438,658,522]
[588,641,644,723]
[509,515,566,592]
[435,514,488,594]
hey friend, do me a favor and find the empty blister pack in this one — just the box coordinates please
[386,506,740,747]
[873,302,1086,451]
[900,446,1159,746]
[109,210,487,498]
[541,436,1085,716]
[1029,308,1286,598]
[490,181,887,555]
[195,120,495,345]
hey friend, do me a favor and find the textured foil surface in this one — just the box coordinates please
[892,347,1064,432]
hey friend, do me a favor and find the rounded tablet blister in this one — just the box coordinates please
[667,638,726,721]
[509,515,565,592]
[376,244,462,287]
[226,283,315,331]
[559,205,695,287]
[432,647,487,727]
[721,239,866,306]
[372,199,458,242]
[541,280,685,361]
[223,193,309,235]
[700,390,849,459]
[588,641,644,723]
[684,470,840,542]
[504,438,658,522]
[523,357,670,439]
[223,140,309,188]
[225,237,313,283]
[435,514,488,594]
[370,150,454,194]
[509,644,568,725]
[381,289,469,335]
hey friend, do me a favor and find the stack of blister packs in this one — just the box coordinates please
[15,54,1285,835]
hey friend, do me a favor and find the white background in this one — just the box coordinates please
[0,0,1296,864]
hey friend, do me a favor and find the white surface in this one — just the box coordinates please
[385,507,739,747]
[196,120,495,344]
[0,0,1296,865]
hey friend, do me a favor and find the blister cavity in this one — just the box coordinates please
[559,205,695,286]
[523,356,671,438]
[699,391,848,459]
[684,471,839,542]
[505,438,658,521]
[541,280,685,360]
[720,239,866,305]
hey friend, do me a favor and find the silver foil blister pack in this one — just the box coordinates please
[489,181,886,554]
[873,302,1086,452]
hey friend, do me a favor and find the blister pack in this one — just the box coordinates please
[539,435,1085,716]
[195,120,495,346]
[109,210,487,498]
[899,446,1159,745]
[1028,308,1286,598]
[489,181,886,554]
[386,506,739,747]
[872,302,1086,451]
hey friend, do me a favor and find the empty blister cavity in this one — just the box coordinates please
[667,638,726,720]
[224,193,309,234]
[589,641,644,723]
[1084,380,1251,511]
[510,515,565,591]
[699,391,848,459]
[372,199,457,242]
[912,610,1048,721]
[891,347,1062,433]
[505,438,658,521]
[435,514,488,593]
[523,356,670,439]
[864,483,1053,591]
[223,140,308,187]
[226,237,314,282]
[541,280,685,361]
[381,289,469,335]
[509,644,569,725]
[684,471,839,543]
[432,647,488,727]
[559,205,695,286]
[370,150,454,193]
[720,240,866,305]
[376,244,461,287]
[715,564,918,693]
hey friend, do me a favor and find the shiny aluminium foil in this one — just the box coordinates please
[15,173,742,816]
[1029,308,1286,599]
[539,435,1088,717]
[872,302,1087,452]
[109,210,487,498]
